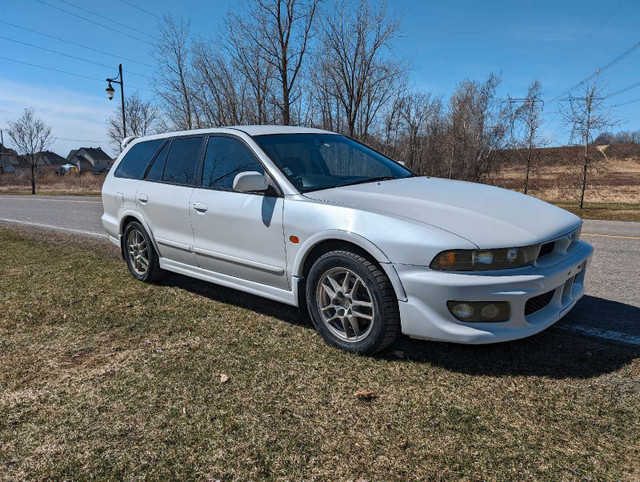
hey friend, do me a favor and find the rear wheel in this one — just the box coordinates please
[306,250,400,354]
[123,221,165,283]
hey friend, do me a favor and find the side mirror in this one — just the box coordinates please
[233,171,269,193]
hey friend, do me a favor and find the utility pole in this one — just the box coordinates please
[502,94,544,194]
[0,129,5,173]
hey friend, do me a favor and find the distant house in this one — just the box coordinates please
[1,145,75,175]
[38,151,68,170]
[67,147,114,172]
[0,143,19,173]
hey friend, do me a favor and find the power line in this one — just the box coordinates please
[56,137,110,143]
[605,81,640,98]
[0,35,153,80]
[610,97,640,107]
[55,0,156,39]
[120,0,162,20]
[0,21,154,68]
[542,0,627,77]
[0,56,103,81]
[36,0,154,46]
[1,56,154,92]
[549,39,640,103]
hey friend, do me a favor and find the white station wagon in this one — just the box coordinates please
[102,126,593,354]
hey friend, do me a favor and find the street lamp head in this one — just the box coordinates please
[106,81,115,100]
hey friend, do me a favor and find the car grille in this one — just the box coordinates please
[525,289,555,316]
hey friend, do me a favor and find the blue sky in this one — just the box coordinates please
[1,0,639,157]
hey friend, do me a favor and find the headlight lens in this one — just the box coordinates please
[431,245,539,271]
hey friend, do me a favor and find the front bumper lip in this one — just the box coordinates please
[395,240,594,344]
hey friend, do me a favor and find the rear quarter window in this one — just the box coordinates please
[114,139,164,179]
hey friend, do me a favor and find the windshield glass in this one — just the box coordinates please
[253,133,413,192]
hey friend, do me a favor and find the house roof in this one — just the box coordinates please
[66,149,79,161]
[70,147,112,161]
[0,143,18,156]
[38,151,67,165]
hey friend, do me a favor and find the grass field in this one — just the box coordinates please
[0,227,639,479]
[554,202,640,222]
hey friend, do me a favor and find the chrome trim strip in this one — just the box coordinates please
[156,237,192,252]
[193,246,285,275]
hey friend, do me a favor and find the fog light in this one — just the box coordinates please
[450,302,474,319]
[480,304,499,319]
[447,301,510,322]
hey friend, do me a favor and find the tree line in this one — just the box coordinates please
[109,0,543,184]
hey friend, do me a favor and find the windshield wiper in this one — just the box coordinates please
[337,176,399,188]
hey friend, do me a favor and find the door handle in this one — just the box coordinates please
[192,202,208,212]
[137,193,148,204]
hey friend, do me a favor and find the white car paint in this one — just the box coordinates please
[102,126,593,344]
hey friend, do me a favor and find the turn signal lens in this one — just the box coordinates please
[436,251,457,268]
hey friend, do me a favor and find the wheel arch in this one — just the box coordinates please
[119,212,160,260]
[293,231,407,305]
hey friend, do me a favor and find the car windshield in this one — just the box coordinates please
[253,133,413,193]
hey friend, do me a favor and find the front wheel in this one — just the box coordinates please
[306,250,400,355]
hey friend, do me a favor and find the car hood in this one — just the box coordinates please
[303,177,582,248]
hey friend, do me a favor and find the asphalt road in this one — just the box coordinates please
[1,194,638,346]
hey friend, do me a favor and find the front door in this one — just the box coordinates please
[190,135,288,289]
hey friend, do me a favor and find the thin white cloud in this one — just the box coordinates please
[0,80,116,157]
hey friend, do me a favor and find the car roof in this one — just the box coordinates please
[229,125,337,136]
[128,126,338,145]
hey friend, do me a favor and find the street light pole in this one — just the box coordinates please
[106,64,126,138]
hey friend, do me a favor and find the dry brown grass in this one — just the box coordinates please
[491,144,640,205]
[0,172,104,196]
[1,226,639,479]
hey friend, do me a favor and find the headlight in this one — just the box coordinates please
[430,245,539,271]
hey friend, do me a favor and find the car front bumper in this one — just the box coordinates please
[395,240,594,344]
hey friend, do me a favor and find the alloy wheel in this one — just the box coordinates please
[127,229,149,276]
[316,267,375,343]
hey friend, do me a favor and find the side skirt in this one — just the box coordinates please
[159,258,298,307]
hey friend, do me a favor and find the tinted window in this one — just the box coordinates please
[145,141,169,181]
[202,136,264,191]
[254,134,411,192]
[162,137,202,185]
[114,139,163,179]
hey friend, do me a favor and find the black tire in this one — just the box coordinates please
[306,250,400,355]
[122,221,165,283]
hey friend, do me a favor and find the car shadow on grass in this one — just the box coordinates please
[162,274,639,380]
[161,272,309,327]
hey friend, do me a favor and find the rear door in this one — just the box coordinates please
[135,135,204,266]
[103,138,164,240]
[190,135,288,289]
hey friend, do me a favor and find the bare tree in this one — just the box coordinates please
[7,108,54,195]
[154,16,196,130]
[562,72,617,208]
[236,0,320,125]
[191,40,249,127]
[225,11,277,124]
[317,0,405,138]
[398,91,443,172]
[446,73,522,182]
[107,92,159,152]
[519,79,544,194]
